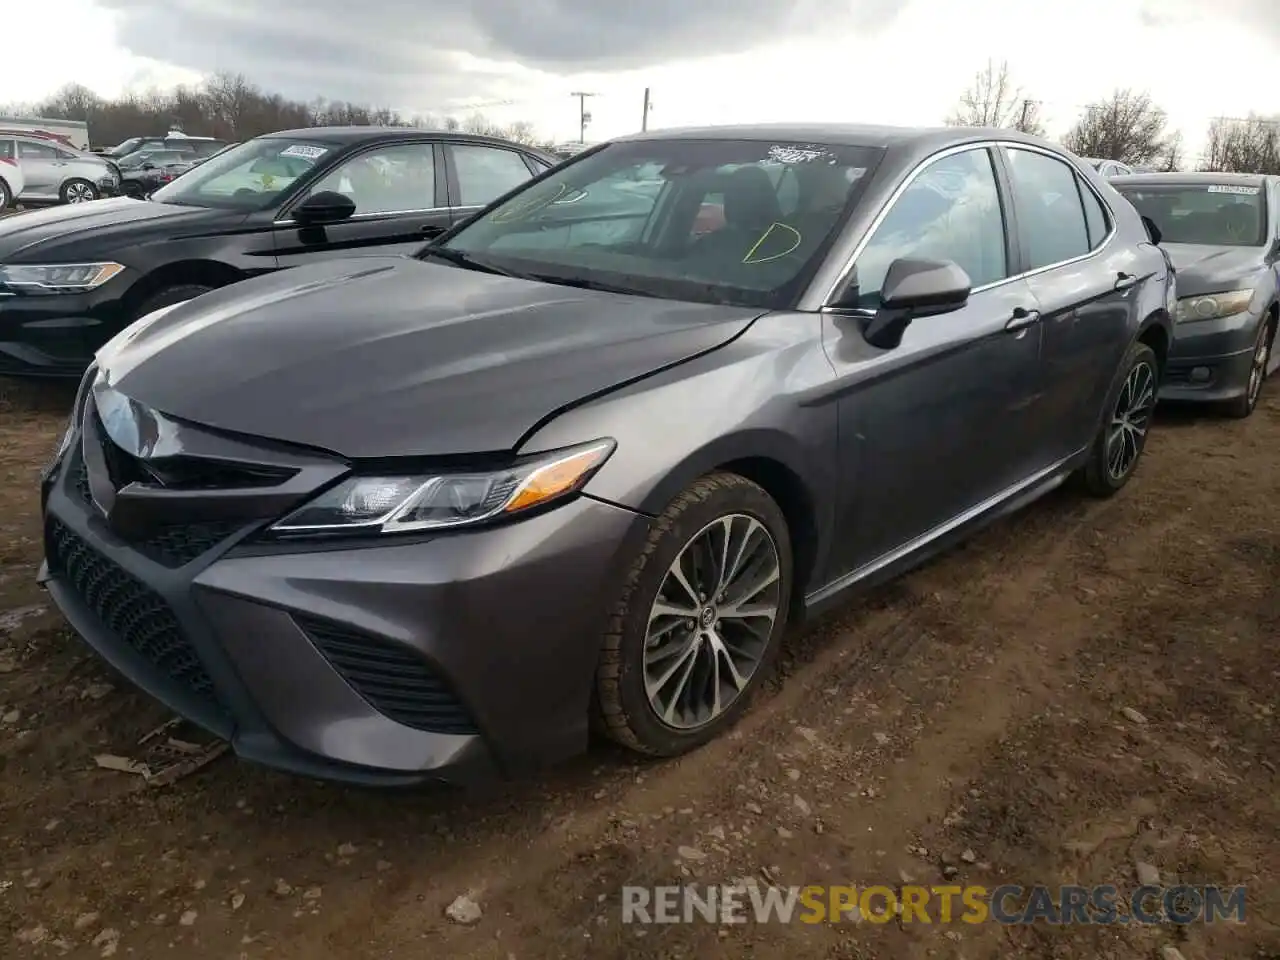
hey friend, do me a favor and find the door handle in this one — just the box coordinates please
[1005,307,1041,331]
[1114,272,1138,291]
[420,225,445,238]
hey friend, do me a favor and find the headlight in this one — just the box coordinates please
[0,262,124,294]
[1174,289,1254,323]
[269,439,615,537]
[47,362,98,471]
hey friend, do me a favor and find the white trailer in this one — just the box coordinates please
[0,116,90,151]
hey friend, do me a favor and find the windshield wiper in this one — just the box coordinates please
[419,247,531,279]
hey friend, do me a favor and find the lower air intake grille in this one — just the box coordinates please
[47,518,221,710]
[295,616,478,735]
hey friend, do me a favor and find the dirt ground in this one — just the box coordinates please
[1,372,1279,960]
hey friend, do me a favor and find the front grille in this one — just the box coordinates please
[71,457,243,567]
[47,518,221,710]
[296,616,478,736]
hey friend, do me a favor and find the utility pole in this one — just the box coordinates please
[1018,99,1032,131]
[641,87,651,132]
[570,91,597,143]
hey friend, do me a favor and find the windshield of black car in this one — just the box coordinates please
[430,138,884,308]
[149,138,332,210]
[1115,183,1267,246]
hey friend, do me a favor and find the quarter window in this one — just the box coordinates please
[309,142,437,215]
[1078,178,1110,250]
[18,140,57,160]
[1005,148,1090,269]
[853,148,1009,304]
[452,145,535,206]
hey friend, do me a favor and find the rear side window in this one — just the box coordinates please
[452,145,535,206]
[1005,148,1090,269]
[0,140,13,161]
[18,140,57,160]
[1077,178,1110,250]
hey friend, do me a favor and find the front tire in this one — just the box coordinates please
[1081,341,1158,497]
[595,472,793,756]
[61,179,98,204]
[1224,318,1273,419]
[0,178,11,209]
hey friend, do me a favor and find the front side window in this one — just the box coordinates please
[1005,147,1091,269]
[150,138,334,210]
[452,145,537,206]
[308,142,436,215]
[0,140,13,161]
[433,138,883,309]
[1113,182,1267,247]
[852,148,1008,304]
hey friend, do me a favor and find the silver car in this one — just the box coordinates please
[4,135,119,204]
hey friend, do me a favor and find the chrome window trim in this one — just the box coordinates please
[819,139,1119,308]
[273,205,451,226]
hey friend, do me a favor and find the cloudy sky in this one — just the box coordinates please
[7,0,1280,156]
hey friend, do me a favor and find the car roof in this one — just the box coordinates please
[262,126,548,151]
[609,123,1081,169]
[1111,171,1273,187]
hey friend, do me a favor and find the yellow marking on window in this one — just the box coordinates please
[742,222,802,263]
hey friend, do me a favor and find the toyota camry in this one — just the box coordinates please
[39,124,1173,784]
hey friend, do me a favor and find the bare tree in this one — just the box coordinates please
[0,74,545,148]
[946,60,1045,135]
[1155,130,1184,172]
[1201,115,1280,175]
[1061,89,1170,165]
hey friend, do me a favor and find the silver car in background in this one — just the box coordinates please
[3,135,120,204]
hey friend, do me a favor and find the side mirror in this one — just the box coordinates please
[861,258,972,350]
[141,162,155,171]
[1141,215,1163,245]
[294,190,356,225]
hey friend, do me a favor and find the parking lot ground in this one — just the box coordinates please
[1,375,1278,959]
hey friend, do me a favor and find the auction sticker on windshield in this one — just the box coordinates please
[280,144,329,160]
[1207,184,1259,195]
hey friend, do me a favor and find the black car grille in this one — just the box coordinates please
[71,458,243,568]
[296,616,479,736]
[46,518,221,710]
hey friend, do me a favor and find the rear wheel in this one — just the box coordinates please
[1224,318,1273,419]
[1081,341,1158,497]
[0,177,11,209]
[595,472,793,756]
[61,179,97,204]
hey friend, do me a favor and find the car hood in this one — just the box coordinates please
[1163,243,1268,296]
[0,197,239,261]
[98,256,764,458]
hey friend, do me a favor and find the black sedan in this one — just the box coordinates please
[1113,172,1280,417]
[0,128,556,377]
[119,157,197,199]
[39,124,1173,784]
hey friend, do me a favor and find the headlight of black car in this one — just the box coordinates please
[0,262,124,295]
[268,439,616,537]
[44,361,98,479]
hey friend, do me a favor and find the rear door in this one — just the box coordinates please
[1000,146,1143,465]
[272,140,452,267]
[442,142,544,225]
[16,139,61,198]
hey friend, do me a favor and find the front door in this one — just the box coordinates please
[821,146,1044,578]
[272,141,451,267]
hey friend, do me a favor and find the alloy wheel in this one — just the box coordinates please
[643,513,782,730]
[65,182,95,203]
[1247,326,1271,409]
[1107,360,1155,480]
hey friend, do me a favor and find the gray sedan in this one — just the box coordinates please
[39,124,1173,784]
[1113,172,1280,417]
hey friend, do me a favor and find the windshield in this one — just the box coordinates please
[150,138,332,210]
[1114,183,1267,246]
[431,138,883,308]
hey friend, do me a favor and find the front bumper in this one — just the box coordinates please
[1159,309,1266,403]
[0,286,129,377]
[39,440,649,785]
